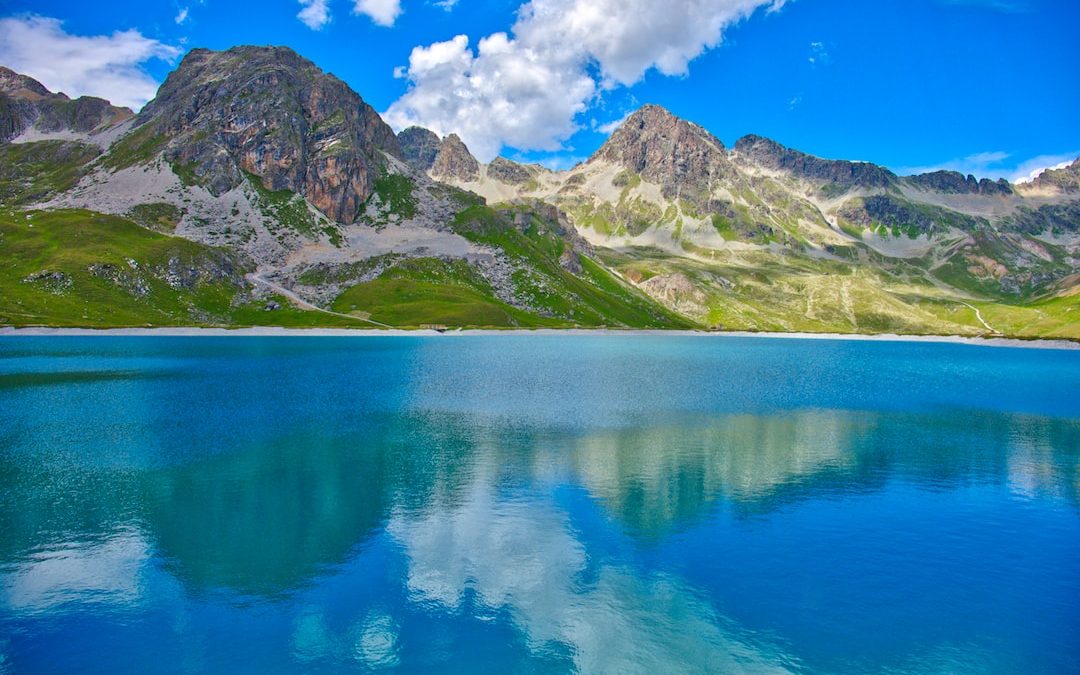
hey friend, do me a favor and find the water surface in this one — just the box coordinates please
[1,335,1078,673]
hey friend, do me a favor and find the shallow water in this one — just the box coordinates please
[0,335,1078,674]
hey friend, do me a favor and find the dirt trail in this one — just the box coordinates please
[247,273,394,329]
[960,302,998,334]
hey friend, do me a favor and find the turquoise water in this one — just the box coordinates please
[0,335,1078,674]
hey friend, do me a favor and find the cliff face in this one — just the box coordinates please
[397,126,441,170]
[430,133,480,182]
[0,66,132,142]
[134,46,401,224]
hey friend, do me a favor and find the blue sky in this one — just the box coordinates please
[0,0,1077,179]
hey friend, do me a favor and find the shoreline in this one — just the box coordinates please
[1,326,1077,350]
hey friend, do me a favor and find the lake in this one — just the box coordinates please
[0,335,1078,673]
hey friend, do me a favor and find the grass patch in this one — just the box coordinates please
[0,140,101,205]
[332,257,560,327]
[244,171,320,238]
[0,209,248,327]
[372,173,417,219]
[126,203,183,233]
[169,160,202,187]
[100,124,167,171]
[450,204,694,328]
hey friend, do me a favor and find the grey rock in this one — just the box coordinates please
[397,126,441,170]
[488,157,534,185]
[734,134,895,189]
[591,104,735,201]
[906,170,1012,195]
[431,133,480,182]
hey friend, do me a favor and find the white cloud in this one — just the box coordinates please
[595,112,630,135]
[808,41,830,66]
[897,150,1080,183]
[433,0,460,10]
[174,7,190,24]
[298,0,332,29]
[385,0,784,161]
[0,15,181,110]
[384,33,596,160]
[353,0,403,26]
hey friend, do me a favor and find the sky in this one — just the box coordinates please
[0,0,1077,180]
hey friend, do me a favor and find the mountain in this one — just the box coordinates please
[0,67,132,143]
[1,46,1077,337]
[135,46,400,224]
[430,133,481,182]
[0,48,686,329]
[422,106,1079,337]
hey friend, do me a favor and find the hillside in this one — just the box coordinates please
[1,47,1077,336]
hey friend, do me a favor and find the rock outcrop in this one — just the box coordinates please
[397,126,441,171]
[430,133,480,182]
[905,170,1012,195]
[488,157,535,185]
[131,46,400,224]
[734,134,895,189]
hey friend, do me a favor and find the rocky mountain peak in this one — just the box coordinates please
[589,104,732,200]
[0,67,132,143]
[905,170,1012,196]
[430,133,480,182]
[1026,157,1080,193]
[0,67,53,100]
[397,126,441,170]
[132,45,401,224]
[734,134,896,189]
[591,104,725,168]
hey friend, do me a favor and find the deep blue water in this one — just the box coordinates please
[0,335,1078,674]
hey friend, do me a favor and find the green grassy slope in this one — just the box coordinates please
[600,246,1079,339]
[445,203,694,328]
[0,207,693,330]
[0,209,367,328]
[0,141,101,205]
[332,258,564,327]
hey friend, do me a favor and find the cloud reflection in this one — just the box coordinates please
[388,474,800,673]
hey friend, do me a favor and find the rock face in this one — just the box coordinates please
[430,133,480,182]
[397,126,441,170]
[734,134,895,189]
[589,104,733,195]
[135,46,400,224]
[906,170,1012,195]
[0,66,132,142]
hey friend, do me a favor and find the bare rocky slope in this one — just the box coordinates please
[1,46,1077,335]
